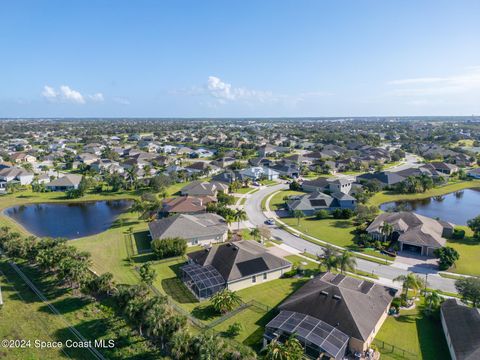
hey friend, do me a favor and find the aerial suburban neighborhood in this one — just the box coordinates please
[2,1,480,360]
[1,117,480,360]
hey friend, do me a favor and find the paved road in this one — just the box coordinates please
[245,184,457,293]
[388,153,422,172]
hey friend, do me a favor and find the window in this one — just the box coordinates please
[252,276,256,283]
[263,273,267,280]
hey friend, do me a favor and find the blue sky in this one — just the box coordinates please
[1,0,480,117]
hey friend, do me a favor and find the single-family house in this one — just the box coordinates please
[302,177,354,194]
[182,240,292,299]
[46,174,83,191]
[239,166,279,181]
[366,212,454,256]
[0,167,34,185]
[264,272,395,358]
[148,213,228,247]
[180,181,229,197]
[287,191,356,215]
[440,298,480,360]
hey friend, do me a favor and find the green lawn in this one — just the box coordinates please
[73,210,147,285]
[212,277,308,349]
[446,226,480,276]
[0,260,160,360]
[233,186,254,194]
[375,301,450,360]
[0,262,90,360]
[268,190,305,210]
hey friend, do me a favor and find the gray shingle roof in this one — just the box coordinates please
[366,212,453,248]
[46,174,83,187]
[278,272,395,341]
[188,240,291,282]
[148,213,227,240]
[441,299,480,360]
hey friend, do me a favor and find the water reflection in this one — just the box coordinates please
[4,200,132,239]
[380,188,480,225]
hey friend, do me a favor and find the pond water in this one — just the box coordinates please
[4,200,132,239]
[380,188,480,225]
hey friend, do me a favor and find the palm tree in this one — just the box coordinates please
[264,339,287,360]
[338,250,357,274]
[210,289,242,314]
[264,335,304,360]
[394,273,425,301]
[317,245,339,272]
[233,209,247,230]
[425,290,442,313]
[139,262,157,286]
[125,165,138,190]
[380,222,394,241]
[250,227,260,241]
[292,210,305,226]
[224,214,234,227]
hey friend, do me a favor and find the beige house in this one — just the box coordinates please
[264,272,395,358]
[181,241,291,299]
[366,211,454,257]
[148,213,228,247]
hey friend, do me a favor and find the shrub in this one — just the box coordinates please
[151,237,187,259]
[289,181,302,191]
[451,228,465,240]
[315,210,330,219]
[434,246,460,270]
[282,268,298,278]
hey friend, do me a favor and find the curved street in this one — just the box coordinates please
[244,183,458,294]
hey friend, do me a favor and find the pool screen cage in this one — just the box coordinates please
[180,263,225,300]
[264,310,350,360]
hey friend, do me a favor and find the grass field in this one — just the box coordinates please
[0,260,160,360]
[375,301,450,360]
[446,226,480,276]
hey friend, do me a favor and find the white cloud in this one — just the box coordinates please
[388,67,480,97]
[41,85,104,104]
[87,93,104,102]
[41,86,58,101]
[206,76,275,103]
[171,76,331,109]
[59,85,85,104]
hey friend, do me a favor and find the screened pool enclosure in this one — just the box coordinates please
[264,310,350,360]
[180,263,226,300]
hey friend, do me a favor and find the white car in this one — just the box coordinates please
[265,218,275,225]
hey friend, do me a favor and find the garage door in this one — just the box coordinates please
[402,244,422,254]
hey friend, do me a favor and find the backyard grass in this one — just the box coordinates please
[73,211,147,285]
[375,301,450,360]
[212,277,308,349]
